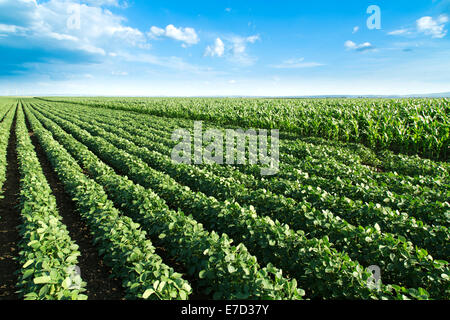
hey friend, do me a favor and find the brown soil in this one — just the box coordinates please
[0,107,21,299]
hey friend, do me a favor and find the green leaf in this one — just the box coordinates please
[142,289,154,299]
[158,281,166,291]
[179,290,187,300]
[227,265,237,273]
[182,282,191,292]
[23,260,34,269]
[33,276,52,284]
[22,269,34,280]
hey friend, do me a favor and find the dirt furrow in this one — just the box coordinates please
[0,107,20,299]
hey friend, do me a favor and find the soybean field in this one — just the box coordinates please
[0,97,448,300]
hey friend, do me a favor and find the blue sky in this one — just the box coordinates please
[0,0,449,96]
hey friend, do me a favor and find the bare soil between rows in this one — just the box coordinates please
[0,107,21,299]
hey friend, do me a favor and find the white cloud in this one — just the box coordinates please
[205,37,225,57]
[166,25,198,45]
[227,35,260,65]
[388,28,412,36]
[416,15,448,38]
[103,25,148,48]
[82,0,129,8]
[116,52,216,75]
[48,32,79,41]
[270,58,324,69]
[345,40,356,49]
[111,71,128,76]
[79,43,106,55]
[345,40,375,52]
[0,0,149,56]
[246,35,259,43]
[352,26,359,34]
[204,34,260,66]
[83,0,119,6]
[0,23,27,33]
[228,35,259,55]
[148,24,199,46]
[149,26,165,37]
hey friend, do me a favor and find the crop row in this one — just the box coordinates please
[285,134,449,179]
[25,102,305,300]
[256,163,449,228]
[39,100,446,208]
[0,103,13,123]
[14,104,87,300]
[33,100,448,237]
[31,104,449,298]
[279,150,445,201]
[109,116,450,258]
[34,102,449,260]
[378,149,450,178]
[36,97,449,161]
[38,99,448,187]
[23,103,192,300]
[75,102,447,204]
[29,103,422,300]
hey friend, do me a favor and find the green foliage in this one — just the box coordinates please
[26,103,304,300]
[4,96,446,300]
[30,102,414,300]
[37,97,450,161]
[14,104,87,300]
[23,104,191,300]
[34,100,449,298]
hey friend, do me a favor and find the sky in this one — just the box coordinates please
[0,0,449,96]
